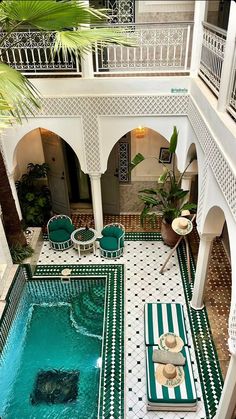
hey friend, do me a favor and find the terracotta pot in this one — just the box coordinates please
[161,219,179,247]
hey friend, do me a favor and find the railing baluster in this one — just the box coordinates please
[0,23,193,76]
[199,22,226,96]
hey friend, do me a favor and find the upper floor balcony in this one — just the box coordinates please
[0,0,236,121]
[0,22,193,76]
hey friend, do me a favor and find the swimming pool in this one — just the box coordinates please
[0,278,106,419]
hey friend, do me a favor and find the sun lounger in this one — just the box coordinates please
[146,345,197,411]
[144,303,197,411]
[144,303,187,346]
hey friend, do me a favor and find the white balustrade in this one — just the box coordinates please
[0,30,82,75]
[227,46,236,119]
[199,22,226,96]
[94,23,193,74]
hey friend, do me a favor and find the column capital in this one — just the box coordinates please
[89,173,102,179]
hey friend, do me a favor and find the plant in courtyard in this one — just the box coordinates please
[16,163,52,227]
[10,243,34,264]
[0,0,135,249]
[130,127,197,241]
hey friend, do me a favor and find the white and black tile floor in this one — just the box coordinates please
[38,239,206,419]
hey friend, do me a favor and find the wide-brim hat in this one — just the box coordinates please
[156,363,185,388]
[159,332,184,353]
[171,217,193,236]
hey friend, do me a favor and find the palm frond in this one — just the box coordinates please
[0,0,108,31]
[54,28,136,58]
[0,63,40,126]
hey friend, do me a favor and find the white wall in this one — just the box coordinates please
[14,128,45,179]
[131,128,173,181]
[3,117,86,173]
[99,115,189,173]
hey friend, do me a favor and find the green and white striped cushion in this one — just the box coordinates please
[144,303,187,345]
[146,346,197,406]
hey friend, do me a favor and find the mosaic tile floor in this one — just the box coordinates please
[37,232,224,419]
[69,214,231,380]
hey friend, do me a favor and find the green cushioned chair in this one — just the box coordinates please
[99,223,125,259]
[47,215,75,250]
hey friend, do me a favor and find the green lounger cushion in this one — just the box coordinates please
[49,229,71,243]
[146,345,197,407]
[100,236,118,251]
[144,303,187,345]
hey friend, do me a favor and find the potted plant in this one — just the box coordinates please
[16,163,52,227]
[130,126,197,246]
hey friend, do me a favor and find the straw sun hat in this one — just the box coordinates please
[156,363,185,388]
[171,217,193,236]
[159,332,184,353]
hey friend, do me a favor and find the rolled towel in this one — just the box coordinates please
[152,349,186,366]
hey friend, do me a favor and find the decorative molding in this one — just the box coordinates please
[19,93,236,229]
[29,95,189,172]
[188,97,236,224]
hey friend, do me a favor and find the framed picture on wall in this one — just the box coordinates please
[159,147,172,164]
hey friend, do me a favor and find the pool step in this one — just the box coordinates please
[70,285,105,337]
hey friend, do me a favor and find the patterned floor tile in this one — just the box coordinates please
[38,237,209,419]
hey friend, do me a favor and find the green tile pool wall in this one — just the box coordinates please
[177,242,224,419]
[33,264,124,419]
[0,266,28,353]
[28,278,106,304]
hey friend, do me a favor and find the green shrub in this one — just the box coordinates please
[16,163,52,227]
[10,243,34,264]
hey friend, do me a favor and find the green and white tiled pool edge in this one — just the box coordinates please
[127,232,224,418]
[35,232,223,419]
[33,264,124,419]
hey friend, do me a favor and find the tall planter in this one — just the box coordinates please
[161,219,179,247]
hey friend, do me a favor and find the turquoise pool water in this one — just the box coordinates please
[0,279,106,419]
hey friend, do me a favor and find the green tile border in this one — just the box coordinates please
[177,243,224,419]
[125,233,223,418]
[33,264,124,419]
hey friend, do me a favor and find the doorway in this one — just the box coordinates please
[41,129,91,215]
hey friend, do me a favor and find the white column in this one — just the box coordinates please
[214,355,236,419]
[191,233,214,309]
[8,173,22,219]
[80,0,94,78]
[81,52,94,78]
[190,0,207,76]
[89,173,103,234]
[217,1,236,111]
[181,173,192,201]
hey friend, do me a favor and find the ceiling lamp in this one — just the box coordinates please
[135,126,146,138]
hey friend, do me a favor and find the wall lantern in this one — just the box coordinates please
[135,126,146,138]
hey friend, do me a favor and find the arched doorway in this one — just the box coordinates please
[14,128,91,223]
[101,127,175,215]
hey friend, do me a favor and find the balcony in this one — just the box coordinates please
[0,22,193,77]
[199,21,236,120]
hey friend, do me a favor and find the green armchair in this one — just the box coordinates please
[47,215,75,250]
[99,223,125,259]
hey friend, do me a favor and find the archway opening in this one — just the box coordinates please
[202,206,232,379]
[101,127,175,216]
[14,128,91,226]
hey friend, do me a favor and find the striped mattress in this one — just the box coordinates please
[146,345,197,411]
[144,303,197,411]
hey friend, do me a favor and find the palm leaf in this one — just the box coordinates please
[0,0,108,31]
[54,28,136,57]
[169,126,178,153]
[0,63,40,125]
[130,153,145,171]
